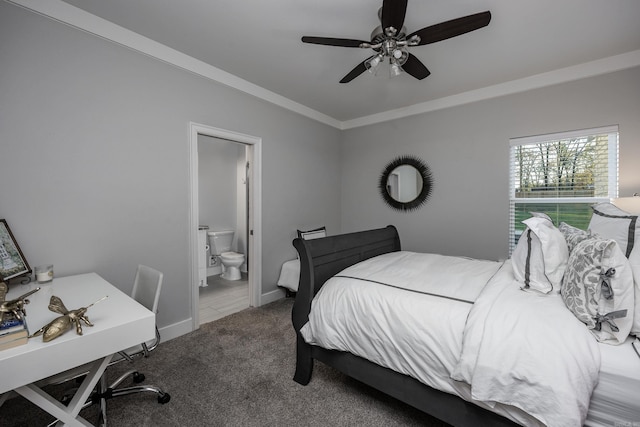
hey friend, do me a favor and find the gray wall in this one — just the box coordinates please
[0,2,342,330]
[340,66,640,261]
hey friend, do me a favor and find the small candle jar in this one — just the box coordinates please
[35,265,54,284]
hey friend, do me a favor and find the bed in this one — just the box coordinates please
[291,221,640,427]
[277,226,328,295]
[277,259,300,295]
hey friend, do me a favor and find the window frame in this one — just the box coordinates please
[508,125,619,253]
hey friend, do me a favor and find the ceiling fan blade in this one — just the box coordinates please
[402,54,431,80]
[339,58,372,83]
[302,36,368,48]
[407,11,491,46]
[381,0,408,33]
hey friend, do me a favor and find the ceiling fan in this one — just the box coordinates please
[301,0,491,83]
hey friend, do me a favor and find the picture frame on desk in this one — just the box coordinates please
[0,219,31,281]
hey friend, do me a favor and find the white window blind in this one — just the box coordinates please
[509,126,618,253]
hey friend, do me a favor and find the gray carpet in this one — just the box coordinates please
[0,298,451,426]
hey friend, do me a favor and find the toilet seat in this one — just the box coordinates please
[220,251,243,260]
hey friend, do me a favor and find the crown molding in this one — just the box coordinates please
[8,0,640,131]
[340,49,640,130]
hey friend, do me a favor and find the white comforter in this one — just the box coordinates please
[300,251,601,426]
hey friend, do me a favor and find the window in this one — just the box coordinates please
[509,126,618,253]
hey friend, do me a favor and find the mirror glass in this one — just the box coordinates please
[386,165,423,203]
[379,156,433,212]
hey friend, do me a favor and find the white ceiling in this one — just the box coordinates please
[33,1,640,125]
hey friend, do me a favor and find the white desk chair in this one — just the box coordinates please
[117,264,164,361]
[55,265,170,426]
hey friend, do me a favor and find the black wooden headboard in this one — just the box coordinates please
[291,225,400,332]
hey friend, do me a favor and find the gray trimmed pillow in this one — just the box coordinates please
[511,216,569,294]
[589,203,638,257]
[530,211,553,221]
[561,237,634,344]
[589,202,640,336]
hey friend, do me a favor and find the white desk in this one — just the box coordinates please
[0,273,155,426]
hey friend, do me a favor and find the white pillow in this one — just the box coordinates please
[589,203,640,336]
[589,203,638,257]
[295,227,327,260]
[561,237,634,344]
[512,216,569,294]
[530,211,553,221]
[297,226,326,240]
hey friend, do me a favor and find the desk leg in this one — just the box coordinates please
[15,355,114,427]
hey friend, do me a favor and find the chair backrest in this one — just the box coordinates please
[131,265,163,314]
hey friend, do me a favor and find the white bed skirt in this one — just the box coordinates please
[277,259,300,292]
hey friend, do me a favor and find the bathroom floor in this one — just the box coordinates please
[199,272,249,325]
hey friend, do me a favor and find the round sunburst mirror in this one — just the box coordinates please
[379,155,433,212]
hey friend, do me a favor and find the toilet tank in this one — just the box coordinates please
[207,230,234,255]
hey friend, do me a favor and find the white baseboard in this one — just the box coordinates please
[260,288,286,305]
[158,318,193,342]
[159,289,286,342]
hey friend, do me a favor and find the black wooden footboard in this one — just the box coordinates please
[290,225,518,427]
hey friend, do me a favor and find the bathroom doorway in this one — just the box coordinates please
[189,123,262,330]
[198,136,248,324]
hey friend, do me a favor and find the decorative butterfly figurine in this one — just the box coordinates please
[30,295,108,342]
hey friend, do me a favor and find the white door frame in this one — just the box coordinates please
[188,122,262,330]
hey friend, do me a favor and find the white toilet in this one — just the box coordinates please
[207,230,245,281]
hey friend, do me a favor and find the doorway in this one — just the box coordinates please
[189,123,262,330]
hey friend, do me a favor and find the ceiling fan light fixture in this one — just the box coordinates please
[301,1,492,83]
[392,47,409,65]
[365,54,384,74]
[389,59,404,78]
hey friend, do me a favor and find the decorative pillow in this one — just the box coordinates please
[561,237,634,344]
[589,203,640,336]
[559,222,592,254]
[589,203,638,257]
[530,211,553,221]
[297,226,326,240]
[512,216,569,294]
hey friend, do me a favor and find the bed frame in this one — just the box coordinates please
[291,225,517,427]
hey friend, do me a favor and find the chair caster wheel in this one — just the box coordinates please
[158,393,171,404]
[132,372,145,383]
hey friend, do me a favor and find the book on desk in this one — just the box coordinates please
[0,313,29,350]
